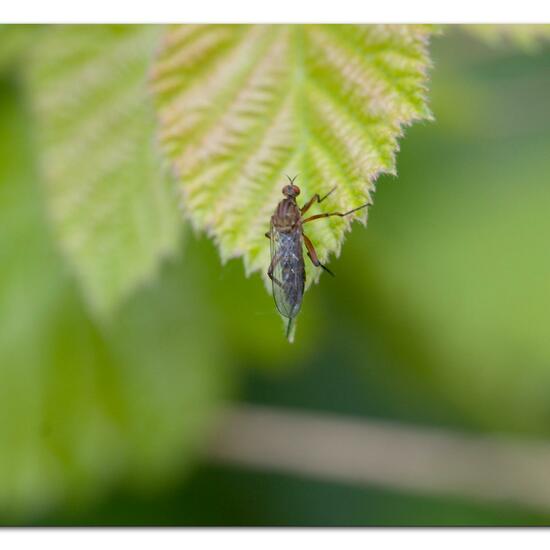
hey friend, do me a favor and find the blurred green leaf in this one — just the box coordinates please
[152,25,433,288]
[464,25,550,51]
[341,39,550,434]
[27,25,181,317]
[0,78,231,519]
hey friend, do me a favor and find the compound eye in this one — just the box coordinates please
[291,185,300,196]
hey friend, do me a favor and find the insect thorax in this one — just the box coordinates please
[272,198,301,231]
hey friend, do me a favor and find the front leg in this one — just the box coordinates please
[302,201,371,225]
[300,186,337,214]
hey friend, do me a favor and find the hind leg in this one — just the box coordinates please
[303,234,334,277]
[268,254,284,288]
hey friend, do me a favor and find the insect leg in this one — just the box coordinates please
[303,234,335,277]
[302,201,372,225]
[300,186,337,214]
[267,254,284,289]
[267,253,277,279]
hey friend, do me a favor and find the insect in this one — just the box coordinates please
[266,175,371,339]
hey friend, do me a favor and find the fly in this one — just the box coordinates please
[265,175,371,340]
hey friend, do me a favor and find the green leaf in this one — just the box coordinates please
[27,25,181,317]
[0,79,231,519]
[464,24,550,51]
[152,25,433,284]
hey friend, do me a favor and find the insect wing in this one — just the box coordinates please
[270,224,305,319]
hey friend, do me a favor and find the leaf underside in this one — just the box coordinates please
[27,25,181,317]
[152,24,433,286]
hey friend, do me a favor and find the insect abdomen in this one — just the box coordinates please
[270,228,305,319]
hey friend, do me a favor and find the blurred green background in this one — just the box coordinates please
[2,25,550,525]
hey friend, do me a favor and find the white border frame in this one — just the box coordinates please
[2,0,550,23]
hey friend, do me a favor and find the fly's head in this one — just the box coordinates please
[282,175,300,201]
[282,184,300,200]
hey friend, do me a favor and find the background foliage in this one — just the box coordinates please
[1,24,550,525]
[28,25,181,316]
[0,76,231,519]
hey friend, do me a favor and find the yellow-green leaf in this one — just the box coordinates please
[27,25,181,317]
[152,24,433,285]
